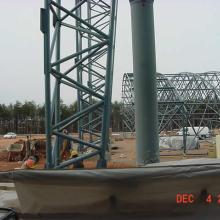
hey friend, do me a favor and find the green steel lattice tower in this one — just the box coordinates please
[41,0,118,169]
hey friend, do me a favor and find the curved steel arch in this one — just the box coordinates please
[166,72,220,130]
[121,73,135,133]
[121,73,185,133]
[157,73,185,132]
[199,71,220,92]
[122,71,220,134]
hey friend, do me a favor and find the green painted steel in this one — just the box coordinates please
[129,0,159,165]
[43,0,53,168]
[75,0,83,152]
[97,0,118,168]
[54,0,61,166]
[42,0,118,169]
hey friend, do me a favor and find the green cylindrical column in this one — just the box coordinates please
[129,0,159,165]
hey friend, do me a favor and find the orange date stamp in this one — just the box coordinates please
[176,193,220,204]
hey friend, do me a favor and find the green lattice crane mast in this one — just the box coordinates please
[41,0,118,169]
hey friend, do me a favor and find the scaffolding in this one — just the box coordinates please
[41,0,118,168]
[121,72,220,134]
[121,73,135,133]
[157,73,185,133]
[166,72,220,131]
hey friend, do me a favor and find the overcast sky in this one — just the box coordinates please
[0,0,220,105]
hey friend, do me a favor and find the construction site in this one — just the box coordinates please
[1,0,220,219]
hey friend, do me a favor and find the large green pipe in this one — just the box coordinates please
[129,0,159,165]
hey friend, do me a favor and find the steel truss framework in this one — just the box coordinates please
[121,72,220,134]
[41,0,118,169]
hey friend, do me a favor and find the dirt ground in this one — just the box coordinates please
[0,134,212,171]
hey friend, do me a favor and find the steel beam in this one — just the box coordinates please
[53,0,61,167]
[97,0,118,168]
[42,0,53,168]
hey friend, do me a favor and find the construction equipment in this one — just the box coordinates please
[7,143,25,162]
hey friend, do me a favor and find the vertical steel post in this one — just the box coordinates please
[54,0,61,166]
[76,0,83,152]
[129,0,159,165]
[183,109,188,154]
[87,0,93,143]
[97,0,118,168]
[183,127,187,154]
[43,0,53,168]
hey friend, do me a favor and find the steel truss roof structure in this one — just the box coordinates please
[41,0,118,168]
[121,72,220,133]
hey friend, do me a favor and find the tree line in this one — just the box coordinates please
[0,101,123,134]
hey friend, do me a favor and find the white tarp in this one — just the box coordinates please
[159,136,199,150]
